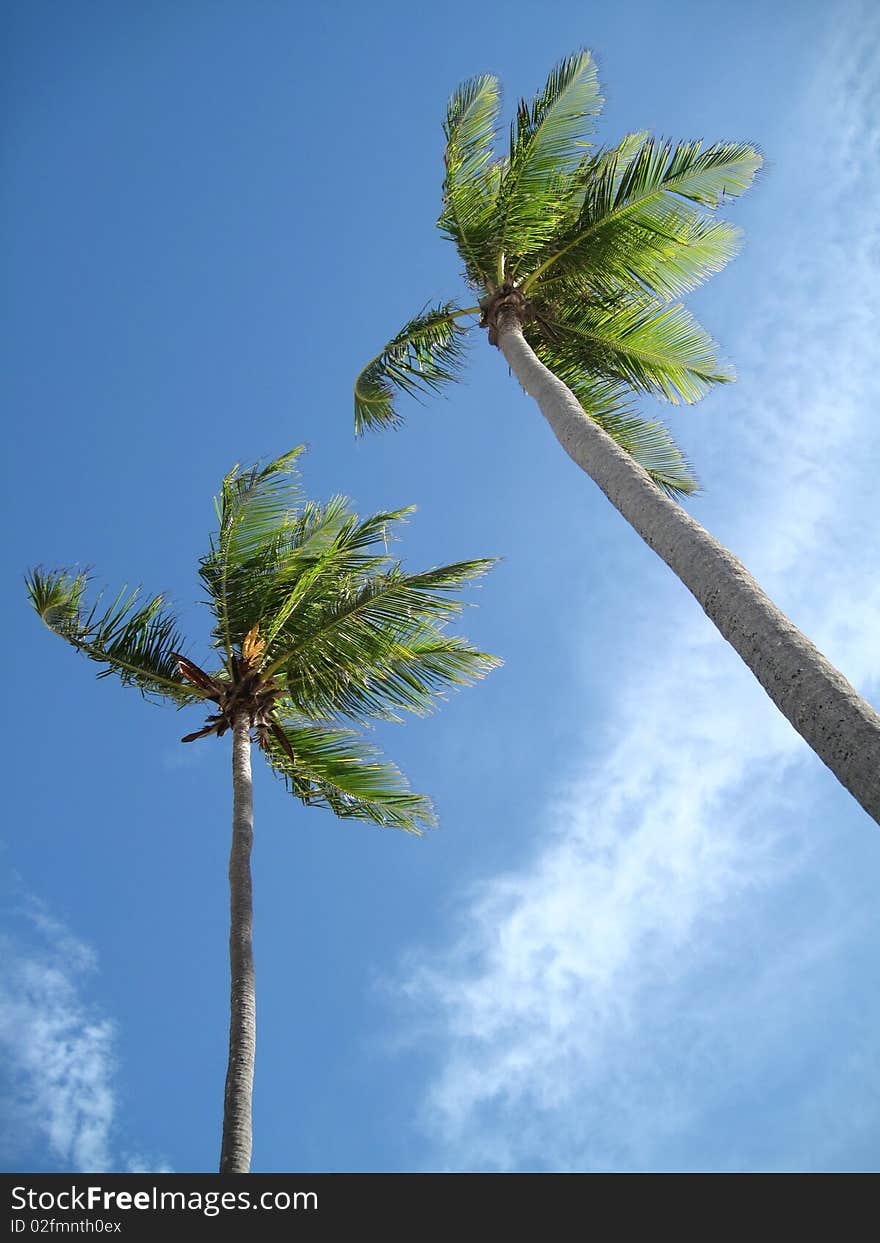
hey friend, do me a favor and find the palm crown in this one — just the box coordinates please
[27,448,498,832]
[354,50,762,496]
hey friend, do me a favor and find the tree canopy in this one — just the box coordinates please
[354,50,762,497]
[28,448,498,832]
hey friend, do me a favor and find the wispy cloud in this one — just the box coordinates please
[0,897,117,1170]
[0,889,170,1172]
[394,20,880,1172]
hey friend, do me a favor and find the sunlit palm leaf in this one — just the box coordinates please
[354,304,473,433]
[496,50,604,273]
[541,295,733,405]
[287,627,499,723]
[260,503,415,653]
[617,137,763,207]
[270,559,497,721]
[26,568,195,703]
[525,137,761,292]
[265,720,435,832]
[200,448,306,662]
[439,74,503,288]
[216,448,305,565]
[588,131,650,194]
[211,498,375,657]
[535,199,743,303]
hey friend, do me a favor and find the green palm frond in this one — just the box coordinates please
[534,198,743,303]
[518,131,647,276]
[197,463,499,723]
[259,503,416,654]
[439,74,503,288]
[264,719,435,833]
[275,494,354,562]
[589,131,650,193]
[199,448,306,660]
[496,50,604,274]
[287,627,500,723]
[525,137,762,292]
[443,73,500,178]
[354,304,475,433]
[379,631,501,703]
[618,137,763,207]
[540,295,733,405]
[216,448,306,565]
[268,558,497,721]
[203,485,414,669]
[26,568,195,703]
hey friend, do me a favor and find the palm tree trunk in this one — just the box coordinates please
[496,315,880,826]
[219,712,256,1173]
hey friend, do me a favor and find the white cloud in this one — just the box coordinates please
[0,893,170,1172]
[394,21,880,1172]
[0,899,117,1170]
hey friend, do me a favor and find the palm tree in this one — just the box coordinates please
[27,447,497,1172]
[354,50,880,827]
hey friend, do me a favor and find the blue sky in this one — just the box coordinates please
[3,0,879,1173]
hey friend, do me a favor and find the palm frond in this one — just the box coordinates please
[443,72,500,175]
[289,627,500,723]
[26,568,195,703]
[275,494,353,561]
[379,631,501,704]
[540,296,733,405]
[199,448,306,660]
[495,50,604,273]
[268,558,498,721]
[589,130,650,193]
[535,200,743,303]
[512,131,646,276]
[264,720,435,833]
[218,448,306,564]
[439,74,503,287]
[269,555,494,670]
[619,138,763,207]
[260,503,416,655]
[524,137,761,292]
[354,304,474,433]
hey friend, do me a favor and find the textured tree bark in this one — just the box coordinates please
[496,315,880,827]
[219,712,256,1173]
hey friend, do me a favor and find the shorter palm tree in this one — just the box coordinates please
[27,447,497,1173]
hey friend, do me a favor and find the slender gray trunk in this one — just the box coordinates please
[496,317,880,826]
[219,712,256,1173]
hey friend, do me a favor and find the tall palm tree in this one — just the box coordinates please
[354,50,880,827]
[27,448,497,1172]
